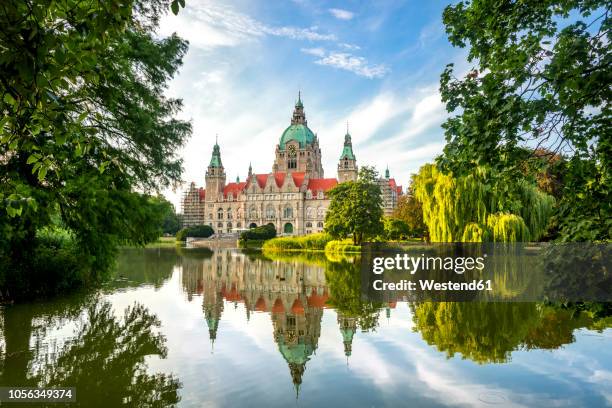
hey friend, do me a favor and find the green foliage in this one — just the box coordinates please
[0,228,100,300]
[324,239,361,254]
[461,223,487,243]
[176,225,215,241]
[486,213,530,242]
[413,163,554,242]
[0,1,190,299]
[262,233,331,252]
[149,196,181,235]
[325,166,384,245]
[439,0,611,241]
[392,187,427,238]
[239,224,276,242]
[383,217,411,240]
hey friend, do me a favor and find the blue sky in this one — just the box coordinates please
[158,0,471,208]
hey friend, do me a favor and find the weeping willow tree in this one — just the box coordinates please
[413,164,554,242]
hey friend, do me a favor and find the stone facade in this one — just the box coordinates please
[181,94,403,235]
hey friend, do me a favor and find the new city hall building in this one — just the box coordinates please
[182,94,402,235]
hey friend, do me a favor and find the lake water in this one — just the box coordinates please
[1,246,610,407]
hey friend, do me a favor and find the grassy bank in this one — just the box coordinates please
[261,233,332,251]
[261,233,362,254]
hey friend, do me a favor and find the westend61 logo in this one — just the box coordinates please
[372,253,487,275]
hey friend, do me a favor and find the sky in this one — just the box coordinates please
[157,0,471,210]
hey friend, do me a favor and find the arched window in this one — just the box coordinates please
[249,206,258,219]
[227,193,233,201]
[217,222,223,228]
[283,223,293,234]
[306,190,312,199]
[227,209,233,219]
[344,159,349,168]
[283,205,293,219]
[266,204,275,219]
[317,207,325,218]
[317,191,324,199]
[227,222,232,230]
[217,208,223,219]
[317,222,323,228]
[288,158,297,169]
[236,222,242,228]
[306,207,313,219]
[249,223,257,228]
[208,213,213,220]
[305,222,312,228]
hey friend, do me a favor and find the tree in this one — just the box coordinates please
[325,166,384,245]
[0,1,190,296]
[439,0,610,241]
[150,196,181,235]
[412,163,554,242]
[383,217,410,240]
[392,177,427,238]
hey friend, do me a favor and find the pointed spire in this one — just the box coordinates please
[291,91,306,125]
[209,139,223,168]
[385,166,390,179]
[236,175,240,183]
[248,162,252,177]
[346,121,350,135]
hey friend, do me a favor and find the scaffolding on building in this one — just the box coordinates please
[181,182,205,227]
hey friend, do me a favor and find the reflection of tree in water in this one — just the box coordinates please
[411,302,611,364]
[111,247,180,289]
[324,259,382,332]
[1,298,180,407]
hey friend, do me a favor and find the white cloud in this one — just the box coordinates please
[158,1,335,49]
[329,8,355,20]
[300,47,326,57]
[314,52,389,78]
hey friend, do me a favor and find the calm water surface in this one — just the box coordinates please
[1,246,610,407]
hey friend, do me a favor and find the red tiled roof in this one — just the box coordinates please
[255,174,267,188]
[291,172,306,187]
[272,298,284,314]
[274,172,286,187]
[307,178,338,192]
[255,297,267,312]
[396,186,403,195]
[388,178,397,189]
[198,188,205,200]
[291,299,305,315]
[223,182,246,197]
[307,291,329,308]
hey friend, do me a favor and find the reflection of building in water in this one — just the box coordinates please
[181,250,336,393]
[337,314,357,358]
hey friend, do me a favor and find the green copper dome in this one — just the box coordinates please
[279,124,315,150]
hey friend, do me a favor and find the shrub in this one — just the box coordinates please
[240,224,276,242]
[176,225,215,241]
[0,228,101,301]
[325,239,361,254]
[262,233,332,251]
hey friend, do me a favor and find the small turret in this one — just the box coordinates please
[337,123,358,182]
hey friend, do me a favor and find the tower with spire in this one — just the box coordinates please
[273,92,324,178]
[337,124,358,182]
[205,136,226,202]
